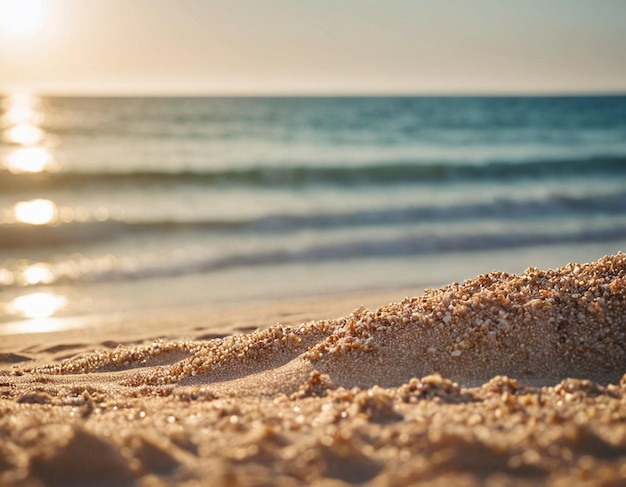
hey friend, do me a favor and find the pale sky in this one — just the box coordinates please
[0,0,625,95]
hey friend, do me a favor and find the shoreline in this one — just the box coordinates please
[0,286,424,357]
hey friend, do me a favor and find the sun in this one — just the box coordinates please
[0,0,45,39]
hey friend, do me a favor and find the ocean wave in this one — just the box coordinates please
[3,225,626,288]
[1,190,625,250]
[0,157,624,192]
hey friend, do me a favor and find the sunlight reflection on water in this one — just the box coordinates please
[4,146,56,173]
[21,263,55,285]
[12,198,58,225]
[6,292,67,319]
[4,122,44,146]
[3,103,42,126]
[1,93,49,158]
[1,93,42,124]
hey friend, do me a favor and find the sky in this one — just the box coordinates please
[0,0,625,95]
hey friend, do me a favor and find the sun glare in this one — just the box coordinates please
[2,93,41,122]
[22,263,55,285]
[4,122,44,145]
[7,293,67,319]
[0,0,45,39]
[5,147,55,173]
[13,198,58,225]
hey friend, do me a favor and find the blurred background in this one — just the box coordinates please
[1,0,625,329]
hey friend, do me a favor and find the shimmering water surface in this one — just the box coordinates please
[1,95,625,328]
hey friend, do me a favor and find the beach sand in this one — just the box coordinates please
[1,254,625,486]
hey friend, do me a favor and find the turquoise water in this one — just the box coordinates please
[1,95,625,325]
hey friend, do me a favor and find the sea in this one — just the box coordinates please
[1,95,625,330]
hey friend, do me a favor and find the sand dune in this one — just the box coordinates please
[18,253,626,397]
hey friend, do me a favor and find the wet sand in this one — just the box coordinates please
[1,254,626,486]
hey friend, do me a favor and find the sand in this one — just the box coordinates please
[1,254,625,486]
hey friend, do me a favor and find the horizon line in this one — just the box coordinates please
[2,87,626,98]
